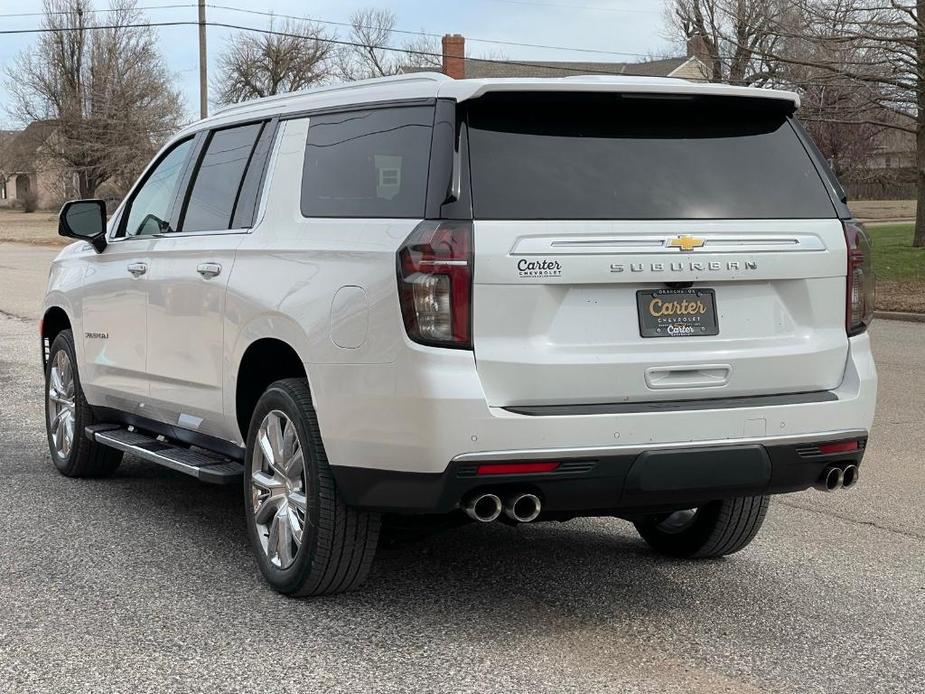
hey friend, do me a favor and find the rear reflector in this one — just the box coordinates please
[476,461,560,475]
[817,440,860,455]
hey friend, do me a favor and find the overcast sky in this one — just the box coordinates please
[0,0,676,128]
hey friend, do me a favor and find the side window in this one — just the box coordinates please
[181,122,264,232]
[300,106,434,218]
[121,138,194,238]
[231,121,277,229]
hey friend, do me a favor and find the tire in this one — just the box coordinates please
[633,496,770,559]
[44,329,122,477]
[243,378,381,596]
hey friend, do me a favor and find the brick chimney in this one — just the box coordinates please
[441,34,465,79]
[686,33,711,64]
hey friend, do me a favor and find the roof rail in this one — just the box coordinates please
[212,72,450,117]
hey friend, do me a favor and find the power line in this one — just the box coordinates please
[0,19,663,77]
[0,2,656,59]
[3,13,863,92]
[0,3,197,18]
[205,3,653,58]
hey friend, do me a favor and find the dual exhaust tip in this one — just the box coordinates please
[467,463,860,515]
[463,492,542,524]
[815,464,859,492]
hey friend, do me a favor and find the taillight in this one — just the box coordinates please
[843,221,874,335]
[397,220,473,349]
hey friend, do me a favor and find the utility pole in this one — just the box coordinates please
[198,0,207,119]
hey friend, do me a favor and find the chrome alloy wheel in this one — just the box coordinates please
[47,349,76,459]
[250,410,308,569]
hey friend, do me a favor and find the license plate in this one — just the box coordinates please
[637,288,719,338]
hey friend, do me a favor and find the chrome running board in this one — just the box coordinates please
[86,424,244,484]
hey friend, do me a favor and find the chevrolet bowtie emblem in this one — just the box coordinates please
[667,235,705,252]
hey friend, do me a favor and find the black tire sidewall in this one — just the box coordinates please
[243,382,324,593]
[634,502,723,558]
[45,330,89,475]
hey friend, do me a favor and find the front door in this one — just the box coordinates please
[79,237,152,412]
[79,136,197,413]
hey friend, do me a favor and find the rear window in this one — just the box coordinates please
[300,106,433,218]
[466,93,836,220]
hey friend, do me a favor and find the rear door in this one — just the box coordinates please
[143,120,272,438]
[464,92,847,408]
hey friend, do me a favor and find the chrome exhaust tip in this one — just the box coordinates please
[815,465,844,492]
[842,464,859,489]
[503,493,542,523]
[463,493,503,523]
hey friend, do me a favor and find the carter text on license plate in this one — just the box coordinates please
[636,288,719,338]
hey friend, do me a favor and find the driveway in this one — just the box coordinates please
[0,242,922,693]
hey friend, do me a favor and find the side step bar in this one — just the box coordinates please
[86,424,244,485]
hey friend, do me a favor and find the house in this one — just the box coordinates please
[408,34,711,81]
[866,124,916,171]
[0,120,77,210]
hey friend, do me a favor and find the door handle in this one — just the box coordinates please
[645,364,731,390]
[197,262,222,279]
[127,262,148,277]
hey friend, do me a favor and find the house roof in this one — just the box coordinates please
[0,130,20,176]
[0,120,56,174]
[439,56,690,79]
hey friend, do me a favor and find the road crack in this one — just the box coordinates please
[778,499,925,542]
[0,308,32,322]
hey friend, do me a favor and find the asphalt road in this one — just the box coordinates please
[0,243,923,693]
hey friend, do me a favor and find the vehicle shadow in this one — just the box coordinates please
[104,456,744,635]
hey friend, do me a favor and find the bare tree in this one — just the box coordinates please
[761,1,925,247]
[668,0,787,85]
[213,18,335,105]
[5,0,183,198]
[667,0,925,247]
[801,83,882,176]
[769,2,885,176]
[335,8,443,80]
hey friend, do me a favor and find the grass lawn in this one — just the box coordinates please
[868,223,925,282]
[0,208,63,246]
[867,223,925,313]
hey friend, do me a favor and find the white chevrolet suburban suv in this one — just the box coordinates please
[42,74,877,596]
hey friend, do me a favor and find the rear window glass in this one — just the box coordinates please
[300,106,433,218]
[466,94,836,220]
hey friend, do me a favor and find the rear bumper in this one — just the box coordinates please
[332,433,868,513]
[309,332,876,512]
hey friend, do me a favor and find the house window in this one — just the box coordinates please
[885,155,893,168]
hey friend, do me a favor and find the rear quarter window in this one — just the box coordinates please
[300,105,434,218]
[466,93,837,220]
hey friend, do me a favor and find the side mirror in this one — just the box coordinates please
[58,199,107,253]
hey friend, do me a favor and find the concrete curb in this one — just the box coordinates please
[874,310,925,323]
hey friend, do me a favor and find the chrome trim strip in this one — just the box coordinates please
[107,228,250,244]
[451,429,868,463]
[513,233,826,256]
